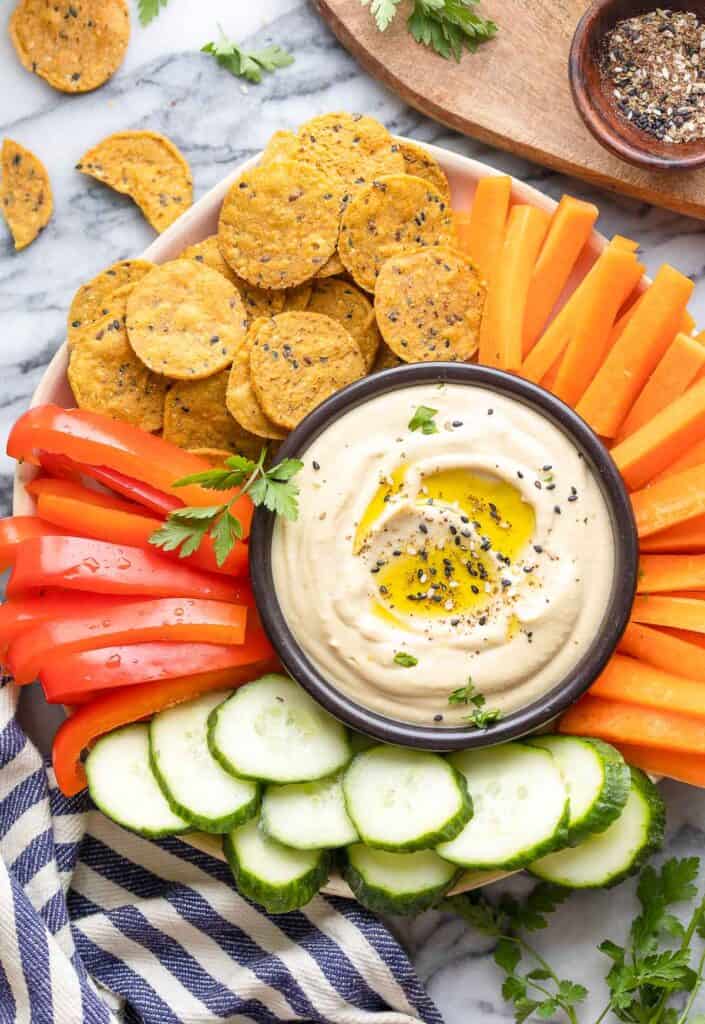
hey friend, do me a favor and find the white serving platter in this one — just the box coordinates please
[12,137,649,899]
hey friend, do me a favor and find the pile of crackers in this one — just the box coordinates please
[65,112,487,462]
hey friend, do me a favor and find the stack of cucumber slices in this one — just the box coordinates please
[85,674,666,916]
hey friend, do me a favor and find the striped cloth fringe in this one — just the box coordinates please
[0,679,443,1024]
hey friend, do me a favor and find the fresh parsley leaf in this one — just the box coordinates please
[557,980,587,1006]
[360,0,403,31]
[138,0,169,27]
[150,448,302,563]
[202,27,294,84]
[408,405,439,435]
[408,0,498,61]
[393,652,418,667]
[494,937,520,974]
[448,682,473,704]
[439,891,507,935]
[465,706,501,729]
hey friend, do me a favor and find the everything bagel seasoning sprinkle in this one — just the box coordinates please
[600,8,705,143]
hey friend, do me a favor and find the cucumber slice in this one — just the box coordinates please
[149,693,260,834]
[260,773,358,850]
[223,818,331,913]
[86,724,189,838]
[344,844,460,916]
[436,743,568,870]
[208,674,351,784]
[342,745,472,852]
[528,735,631,845]
[529,768,665,889]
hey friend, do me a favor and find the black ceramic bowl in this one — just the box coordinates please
[250,363,638,751]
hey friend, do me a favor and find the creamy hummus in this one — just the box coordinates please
[271,383,615,726]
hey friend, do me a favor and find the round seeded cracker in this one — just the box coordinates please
[283,283,313,311]
[296,112,404,201]
[0,139,53,250]
[375,247,486,362]
[77,131,192,232]
[68,312,167,431]
[397,140,451,204]
[179,236,285,320]
[259,130,304,165]
[10,0,130,94]
[163,369,264,460]
[126,259,247,380]
[218,159,340,290]
[226,329,287,441]
[316,251,345,278]
[307,278,379,370]
[249,312,366,430]
[68,259,153,346]
[339,174,455,292]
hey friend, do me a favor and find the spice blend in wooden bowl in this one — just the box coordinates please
[600,8,705,143]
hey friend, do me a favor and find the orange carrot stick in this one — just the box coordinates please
[478,205,550,371]
[612,376,705,490]
[560,695,705,755]
[631,594,705,633]
[522,195,598,355]
[590,653,705,719]
[640,514,705,553]
[522,239,643,385]
[654,436,705,482]
[614,744,705,788]
[638,554,705,593]
[551,247,642,407]
[631,462,705,537]
[618,620,705,680]
[464,175,511,285]
[575,265,694,437]
[616,333,705,443]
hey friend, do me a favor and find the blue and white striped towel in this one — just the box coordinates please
[0,679,443,1024]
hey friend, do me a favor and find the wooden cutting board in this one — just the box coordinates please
[314,0,705,220]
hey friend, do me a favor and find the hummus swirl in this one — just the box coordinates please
[272,383,615,726]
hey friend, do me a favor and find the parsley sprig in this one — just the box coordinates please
[448,677,502,729]
[443,858,705,1024]
[149,449,303,566]
[202,27,295,84]
[138,0,169,27]
[361,0,498,61]
[408,405,439,435]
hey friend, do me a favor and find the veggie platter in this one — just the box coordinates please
[5,110,705,918]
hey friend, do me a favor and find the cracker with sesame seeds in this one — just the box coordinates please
[77,131,192,232]
[259,129,304,165]
[9,0,130,94]
[316,250,345,278]
[125,259,247,380]
[307,278,379,370]
[67,258,153,347]
[163,369,264,460]
[283,282,313,311]
[296,112,404,201]
[226,328,287,440]
[249,312,366,430]
[338,174,455,293]
[371,340,403,373]
[374,247,486,362]
[397,140,451,204]
[218,159,340,290]
[179,235,285,320]
[0,139,53,250]
[68,309,167,431]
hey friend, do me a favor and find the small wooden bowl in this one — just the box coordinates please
[569,0,705,170]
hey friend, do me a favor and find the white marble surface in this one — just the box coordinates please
[3,1,705,1020]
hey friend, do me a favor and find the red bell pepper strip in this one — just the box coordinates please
[7,597,248,684]
[0,591,136,654]
[40,627,274,703]
[8,406,253,530]
[36,493,249,578]
[26,472,145,515]
[0,517,68,572]
[53,656,279,796]
[6,536,249,602]
[38,452,181,517]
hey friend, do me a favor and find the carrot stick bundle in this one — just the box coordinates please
[478,205,550,371]
[560,695,705,755]
[522,195,598,355]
